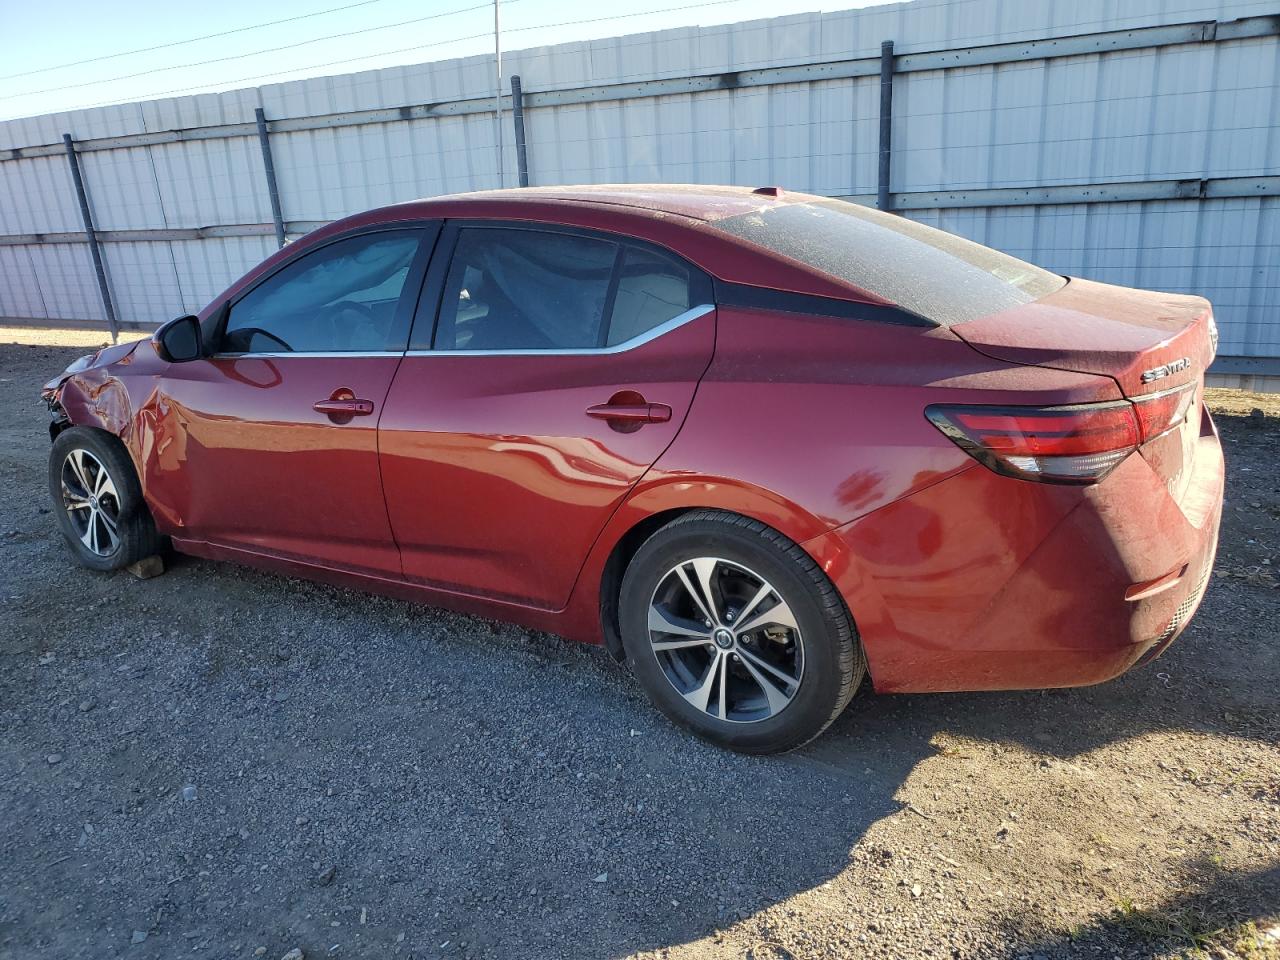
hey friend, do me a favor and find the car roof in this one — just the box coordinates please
[396,184,811,223]
[249,185,912,318]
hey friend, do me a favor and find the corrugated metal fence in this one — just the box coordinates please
[2,0,1278,384]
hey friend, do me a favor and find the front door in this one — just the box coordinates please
[378,222,716,608]
[149,226,434,576]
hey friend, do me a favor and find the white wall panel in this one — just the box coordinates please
[101,241,184,324]
[168,236,276,314]
[77,147,166,231]
[0,0,1276,362]
[149,136,269,227]
[21,244,105,322]
[0,156,80,234]
[0,247,50,319]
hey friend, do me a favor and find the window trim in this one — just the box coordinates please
[407,219,714,355]
[209,220,441,358]
[402,303,715,357]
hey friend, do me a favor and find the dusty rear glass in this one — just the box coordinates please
[712,200,1066,325]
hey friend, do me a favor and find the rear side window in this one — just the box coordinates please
[712,200,1065,326]
[435,228,617,350]
[430,226,711,351]
[606,246,708,346]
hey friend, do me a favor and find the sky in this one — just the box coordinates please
[0,0,890,122]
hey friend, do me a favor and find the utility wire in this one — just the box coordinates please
[71,0,753,111]
[0,0,396,82]
[508,0,744,36]
[3,1,500,101]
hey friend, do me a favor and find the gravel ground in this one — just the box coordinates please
[1,326,1277,960]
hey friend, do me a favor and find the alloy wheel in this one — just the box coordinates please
[647,557,804,723]
[60,448,121,557]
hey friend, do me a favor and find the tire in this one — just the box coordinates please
[48,426,161,572]
[619,510,865,754]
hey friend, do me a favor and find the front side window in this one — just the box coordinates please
[431,227,711,351]
[223,231,420,353]
[712,200,1066,326]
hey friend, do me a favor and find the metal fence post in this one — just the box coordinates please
[62,134,119,342]
[877,40,895,213]
[510,74,530,187]
[255,108,287,248]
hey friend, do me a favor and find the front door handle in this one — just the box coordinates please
[586,402,672,424]
[314,398,374,416]
[314,389,374,424]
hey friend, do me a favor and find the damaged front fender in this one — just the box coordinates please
[41,337,159,467]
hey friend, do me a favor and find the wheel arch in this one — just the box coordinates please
[56,374,134,440]
[588,476,840,660]
[597,507,696,660]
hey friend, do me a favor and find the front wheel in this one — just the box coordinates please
[48,426,161,572]
[619,510,865,754]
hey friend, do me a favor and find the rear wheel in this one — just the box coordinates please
[619,510,864,753]
[48,427,161,572]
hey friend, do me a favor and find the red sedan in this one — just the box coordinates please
[42,185,1223,753]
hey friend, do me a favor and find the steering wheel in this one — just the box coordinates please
[316,299,380,350]
[230,327,294,352]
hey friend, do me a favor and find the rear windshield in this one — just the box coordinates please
[712,200,1066,326]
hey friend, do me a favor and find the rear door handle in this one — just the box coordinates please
[586,402,672,424]
[313,398,374,416]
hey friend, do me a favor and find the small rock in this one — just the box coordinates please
[254,949,267,957]
[316,865,336,887]
[911,884,922,898]
[46,753,62,765]
[78,699,96,713]
[280,950,305,960]
[181,784,198,801]
[130,930,147,944]
[593,872,608,883]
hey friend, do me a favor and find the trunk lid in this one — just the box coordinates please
[950,276,1217,503]
[949,276,1215,398]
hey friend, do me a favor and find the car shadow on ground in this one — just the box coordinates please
[7,543,1274,960]
[4,346,1276,958]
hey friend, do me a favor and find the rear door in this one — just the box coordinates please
[378,221,715,608]
[152,225,436,576]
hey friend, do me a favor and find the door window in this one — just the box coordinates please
[605,246,710,346]
[223,230,421,353]
[430,226,711,351]
[435,228,618,350]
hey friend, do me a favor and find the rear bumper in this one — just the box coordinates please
[807,407,1224,693]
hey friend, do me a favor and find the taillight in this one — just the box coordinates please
[926,383,1196,485]
[1134,382,1196,442]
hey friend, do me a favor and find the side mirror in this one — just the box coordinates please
[156,315,203,363]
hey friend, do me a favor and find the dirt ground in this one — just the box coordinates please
[0,326,1276,960]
